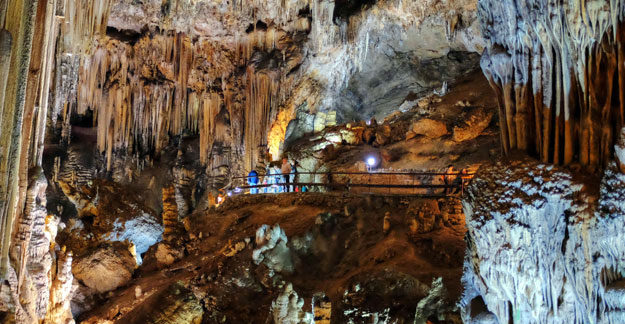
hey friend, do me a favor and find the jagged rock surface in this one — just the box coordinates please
[461,159,625,324]
[50,0,485,174]
[72,242,137,293]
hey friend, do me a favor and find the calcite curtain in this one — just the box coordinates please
[480,0,625,168]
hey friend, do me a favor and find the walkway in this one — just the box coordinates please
[228,171,474,197]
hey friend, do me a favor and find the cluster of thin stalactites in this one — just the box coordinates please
[480,0,625,168]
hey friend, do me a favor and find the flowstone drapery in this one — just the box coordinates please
[461,160,625,324]
[480,0,625,167]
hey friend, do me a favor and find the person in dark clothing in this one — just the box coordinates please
[281,158,291,192]
[290,161,298,192]
[442,165,456,195]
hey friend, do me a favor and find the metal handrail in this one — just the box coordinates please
[231,171,476,179]
[227,170,474,197]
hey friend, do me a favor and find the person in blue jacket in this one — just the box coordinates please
[248,170,259,194]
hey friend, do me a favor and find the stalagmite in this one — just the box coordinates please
[162,185,182,241]
[383,212,391,234]
[45,248,74,324]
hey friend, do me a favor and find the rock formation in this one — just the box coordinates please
[479,0,625,167]
[72,242,136,293]
[11,0,625,323]
[461,159,625,324]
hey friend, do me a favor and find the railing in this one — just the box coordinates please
[224,171,475,197]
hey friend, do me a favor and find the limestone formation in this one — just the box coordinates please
[155,242,185,268]
[479,0,625,167]
[271,283,313,324]
[452,108,493,142]
[45,249,74,324]
[253,224,294,274]
[406,200,442,234]
[410,118,449,139]
[162,186,183,241]
[72,242,136,293]
[312,293,331,324]
[461,160,625,324]
[4,0,612,323]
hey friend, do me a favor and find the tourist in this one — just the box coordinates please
[460,168,472,195]
[281,158,291,192]
[247,169,259,194]
[272,163,282,193]
[290,161,298,192]
[262,164,272,193]
[443,165,456,195]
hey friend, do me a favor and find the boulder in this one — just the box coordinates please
[410,119,448,138]
[374,125,392,146]
[340,128,362,145]
[155,242,185,268]
[453,108,493,142]
[323,131,343,144]
[72,242,137,293]
[104,213,163,265]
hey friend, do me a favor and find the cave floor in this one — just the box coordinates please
[80,193,466,323]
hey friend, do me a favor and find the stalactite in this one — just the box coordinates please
[60,0,112,54]
[0,1,111,323]
[69,27,300,173]
[479,0,625,168]
[198,92,222,164]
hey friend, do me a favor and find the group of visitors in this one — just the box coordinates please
[247,158,302,194]
[441,165,471,195]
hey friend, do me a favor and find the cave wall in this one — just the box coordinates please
[0,0,486,323]
[54,0,485,173]
[461,160,625,324]
[0,1,111,322]
[479,0,625,168]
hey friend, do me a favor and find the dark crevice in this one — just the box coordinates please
[561,210,570,254]
[470,295,488,318]
[245,20,269,33]
[298,5,311,17]
[106,26,143,44]
[333,0,377,23]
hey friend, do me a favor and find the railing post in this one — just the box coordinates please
[461,177,464,197]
